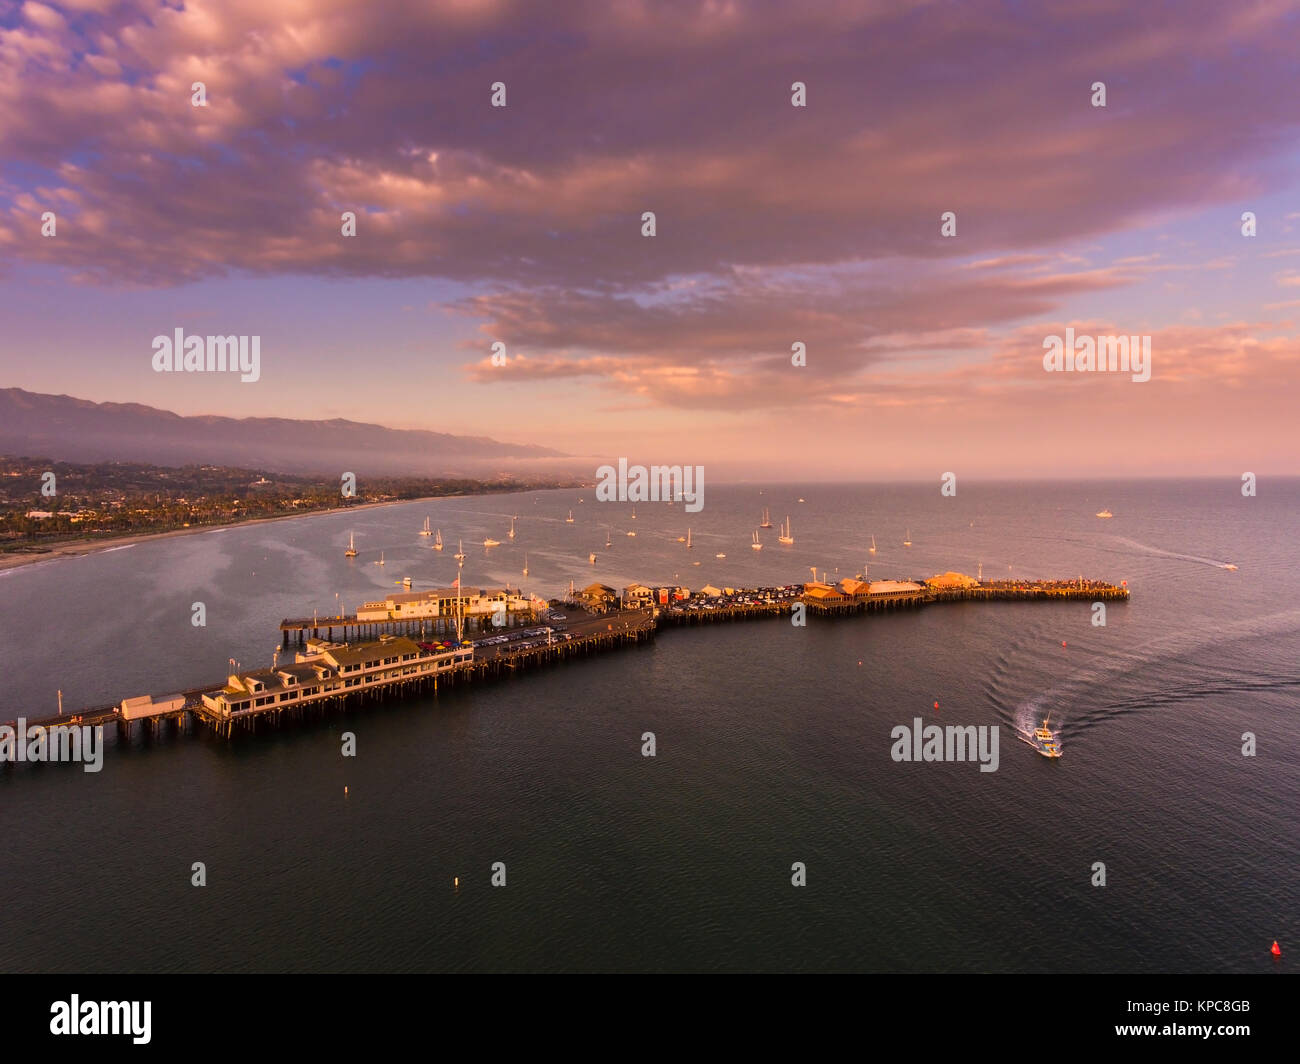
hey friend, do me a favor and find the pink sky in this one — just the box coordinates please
[1,0,1297,478]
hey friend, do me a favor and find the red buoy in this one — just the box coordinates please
[1061,641,1067,647]
[933,701,939,710]
[1272,940,1282,956]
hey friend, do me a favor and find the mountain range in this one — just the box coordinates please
[0,388,570,476]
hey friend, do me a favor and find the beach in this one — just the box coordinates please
[0,494,478,574]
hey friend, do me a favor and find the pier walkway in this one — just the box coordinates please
[2,577,1127,741]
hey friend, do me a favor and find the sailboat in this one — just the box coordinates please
[565,510,575,523]
[869,534,876,554]
[345,532,357,557]
[631,507,637,520]
[903,529,912,547]
[433,529,443,551]
[508,517,516,540]
[778,516,794,545]
[522,553,529,577]
[605,527,612,548]
[420,516,433,537]
[686,528,693,549]
[454,539,466,562]
[760,507,773,528]
[751,530,762,551]
[374,551,385,565]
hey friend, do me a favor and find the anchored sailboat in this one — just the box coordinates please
[760,507,773,528]
[374,551,385,565]
[869,534,876,554]
[508,516,516,540]
[752,530,762,551]
[345,532,357,557]
[454,539,466,562]
[420,516,433,536]
[686,528,693,549]
[778,516,794,545]
[605,527,612,548]
[433,529,443,551]
[522,553,529,576]
[903,529,912,547]
[565,510,575,523]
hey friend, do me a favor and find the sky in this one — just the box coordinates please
[1,0,1298,480]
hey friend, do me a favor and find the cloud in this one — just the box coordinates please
[0,0,1297,292]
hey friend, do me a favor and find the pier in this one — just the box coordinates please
[2,574,1128,745]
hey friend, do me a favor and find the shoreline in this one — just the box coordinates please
[0,490,539,574]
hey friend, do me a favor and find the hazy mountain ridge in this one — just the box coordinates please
[0,388,570,475]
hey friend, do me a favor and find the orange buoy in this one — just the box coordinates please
[1271,940,1282,956]
[933,701,939,710]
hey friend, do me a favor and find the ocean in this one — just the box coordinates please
[1,479,1296,972]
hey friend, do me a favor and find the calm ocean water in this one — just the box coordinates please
[1,480,1296,972]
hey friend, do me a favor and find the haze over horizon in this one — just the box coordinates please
[2,1,1297,479]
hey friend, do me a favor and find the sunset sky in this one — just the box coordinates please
[1,0,1298,479]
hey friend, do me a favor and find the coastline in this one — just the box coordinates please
[0,491,517,574]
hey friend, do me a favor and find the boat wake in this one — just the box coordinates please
[1004,608,1300,745]
[1106,535,1237,570]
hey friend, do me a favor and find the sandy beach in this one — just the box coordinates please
[0,494,484,574]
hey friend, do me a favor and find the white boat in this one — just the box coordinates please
[798,497,805,503]
[345,532,357,558]
[375,551,385,565]
[903,529,912,547]
[626,530,636,537]
[1223,563,1238,571]
[605,527,612,548]
[869,534,876,554]
[433,529,443,551]
[778,516,794,545]
[589,552,597,564]
[402,576,412,588]
[420,516,433,536]
[676,534,686,542]
[1032,714,1061,758]
[1096,509,1113,519]
[751,530,762,551]
[715,552,726,559]
[631,507,637,520]
[565,510,575,523]
[483,537,501,547]
[508,517,516,540]
[760,507,772,528]
[522,554,529,576]
[454,539,466,562]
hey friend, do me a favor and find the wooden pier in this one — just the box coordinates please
[4,577,1127,744]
